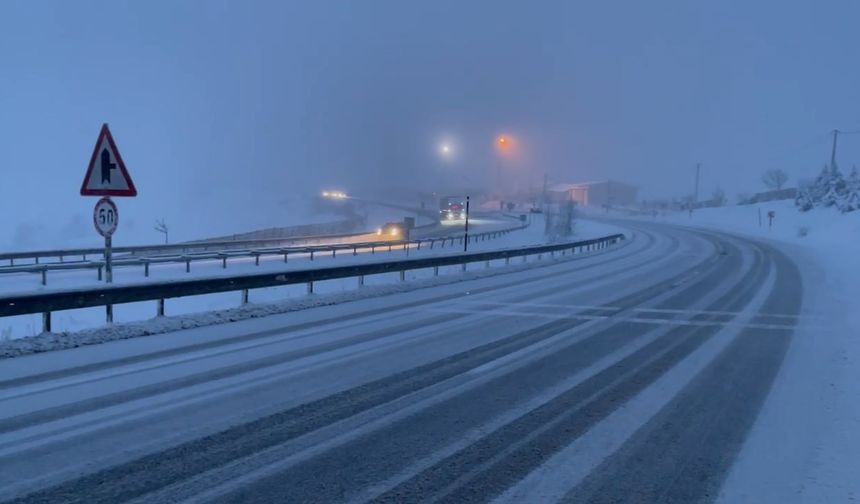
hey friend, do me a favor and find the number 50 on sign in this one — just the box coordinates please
[93,197,119,237]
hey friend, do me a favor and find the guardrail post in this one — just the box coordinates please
[332,249,336,258]
[82,254,86,261]
[284,251,289,263]
[106,304,113,324]
[307,281,314,294]
[388,244,393,252]
[255,253,261,266]
[353,246,358,256]
[433,266,439,276]
[550,251,555,259]
[461,263,467,272]
[98,265,103,281]
[35,257,39,264]
[485,260,490,269]
[310,250,315,261]
[59,254,64,263]
[241,289,249,305]
[358,275,365,287]
[41,267,47,286]
[538,253,543,260]
[144,261,150,277]
[399,270,405,282]
[42,312,51,333]
[222,255,227,269]
[157,298,165,316]
[185,259,191,273]
[9,259,13,266]
[417,241,422,250]
[429,240,435,250]
[505,257,510,265]
[371,245,375,254]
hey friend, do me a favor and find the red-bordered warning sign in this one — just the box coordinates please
[80,123,137,197]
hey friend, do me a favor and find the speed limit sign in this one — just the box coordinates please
[93,197,119,237]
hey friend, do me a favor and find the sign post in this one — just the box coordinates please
[80,124,137,291]
[463,195,470,252]
[93,197,118,282]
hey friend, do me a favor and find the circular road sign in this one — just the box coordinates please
[93,197,119,237]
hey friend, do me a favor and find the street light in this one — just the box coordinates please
[494,134,513,194]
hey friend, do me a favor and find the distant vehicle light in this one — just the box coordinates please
[376,228,382,235]
[460,212,466,219]
[390,228,399,236]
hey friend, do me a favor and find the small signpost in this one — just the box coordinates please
[80,124,137,292]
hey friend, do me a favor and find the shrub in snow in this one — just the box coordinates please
[796,163,855,213]
[819,163,848,208]
[842,166,860,213]
[795,183,815,212]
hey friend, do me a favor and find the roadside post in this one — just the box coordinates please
[80,123,138,289]
[768,210,775,230]
[463,195,470,252]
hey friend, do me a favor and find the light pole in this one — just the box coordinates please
[495,135,512,197]
[463,195,470,252]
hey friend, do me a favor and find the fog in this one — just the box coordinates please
[2,0,859,250]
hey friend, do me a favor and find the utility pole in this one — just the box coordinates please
[831,129,840,167]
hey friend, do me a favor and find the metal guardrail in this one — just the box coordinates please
[0,229,380,266]
[0,233,624,333]
[0,226,525,286]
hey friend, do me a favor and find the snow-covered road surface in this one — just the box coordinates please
[0,220,807,503]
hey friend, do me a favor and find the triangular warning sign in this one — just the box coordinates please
[80,123,137,196]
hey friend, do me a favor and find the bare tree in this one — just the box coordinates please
[154,218,169,244]
[762,169,789,190]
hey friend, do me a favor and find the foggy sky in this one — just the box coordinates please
[2,0,860,249]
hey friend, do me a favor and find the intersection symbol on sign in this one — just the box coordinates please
[80,123,137,197]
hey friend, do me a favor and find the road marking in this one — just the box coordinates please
[418,307,827,333]
[454,300,822,321]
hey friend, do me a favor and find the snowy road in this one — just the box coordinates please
[0,219,803,503]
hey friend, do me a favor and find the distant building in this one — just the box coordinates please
[547,180,638,208]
